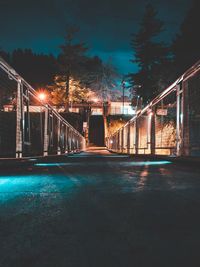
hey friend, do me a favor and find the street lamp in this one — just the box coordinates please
[121,79,126,115]
[38,92,47,102]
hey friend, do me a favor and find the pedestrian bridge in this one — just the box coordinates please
[0,57,200,158]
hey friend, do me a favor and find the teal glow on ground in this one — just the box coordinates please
[0,149,199,267]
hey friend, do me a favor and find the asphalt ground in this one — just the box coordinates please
[0,147,200,267]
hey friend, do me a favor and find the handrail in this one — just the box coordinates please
[111,60,200,135]
[0,56,84,139]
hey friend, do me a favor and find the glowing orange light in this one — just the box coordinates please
[38,92,47,101]
[93,98,98,103]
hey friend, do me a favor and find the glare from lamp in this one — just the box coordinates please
[38,92,47,101]
[93,98,98,103]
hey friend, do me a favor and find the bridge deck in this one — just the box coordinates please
[0,148,200,266]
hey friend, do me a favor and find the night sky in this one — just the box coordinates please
[0,0,191,74]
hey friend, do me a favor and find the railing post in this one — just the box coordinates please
[121,128,124,153]
[176,84,183,156]
[43,107,49,156]
[130,123,135,154]
[135,119,139,154]
[65,125,68,154]
[72,132,74,152]
[127,123,131,154]
[57,119,61,155]
[68,129,71,153]
[117,131,120,152]
[76,135,78,152]
[182,81,189,156]
[150,110,156,155]
[16,79,23,158]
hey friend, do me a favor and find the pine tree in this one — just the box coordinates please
[58,26,88,111]
[129,4,169,103]
[173,0,200,75]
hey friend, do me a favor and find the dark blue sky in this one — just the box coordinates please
[0,0,191,74]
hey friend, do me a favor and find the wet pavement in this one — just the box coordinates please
[0,148,200,267]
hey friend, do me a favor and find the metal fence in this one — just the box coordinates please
[0,57,86,158]
[107,60,200,157]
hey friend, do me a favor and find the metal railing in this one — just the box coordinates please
[107,60,200,157]
[0,57,86,158]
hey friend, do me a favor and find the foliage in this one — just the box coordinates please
[0,26,119,109]
[0,48,58,87]
[49,75,92,108]
[129,4,170,103]
[172,0,200,75]
[58,25,88,102]
[58,27,119,104]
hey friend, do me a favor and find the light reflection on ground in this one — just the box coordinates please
[35,163,71,167]
[34,160,172,168]
[0,174,80,203]
[122,161,172,166]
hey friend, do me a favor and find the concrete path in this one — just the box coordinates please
[0,148,200,267]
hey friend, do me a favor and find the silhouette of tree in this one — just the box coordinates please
[173,0,200,75]
[49,58,118,109]
[0,49,15,108]
[57,26,119,110]
[58,26,88,110]
[83,59,119,102]
[129,4,170,103]
[0,49,11,63]
[11,49,58,87]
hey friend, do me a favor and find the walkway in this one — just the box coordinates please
[0,148,200,267]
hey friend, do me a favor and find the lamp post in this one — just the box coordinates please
[121,79,126,115]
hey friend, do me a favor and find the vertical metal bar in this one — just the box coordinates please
[72,131,74,152]
[180,87,184,156]
[26,88,31,145]
[176,83,184,156]
[68,129,71,152]
[43,107,49,156]
[65,126,68,153]
[121,129,124,153]
[150,110,155,155]
[135,119,139,154]
[64,125,68,154]
[127,123,130,154]
[118,131,120,152]
[16,79,23,158]
[57,119,61,155]
[182,80,189,156]
[176,85,181,156]
[40,107,43,150]
[76,137,79,151]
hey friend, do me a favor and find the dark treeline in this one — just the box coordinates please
[0,0,199,106]
[172,0,200,75]
[0,49,58,87]
[0,27,118,110]
[129,0,200,104]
